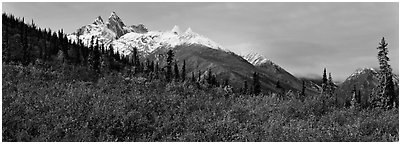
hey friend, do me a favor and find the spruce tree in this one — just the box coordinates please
[166,50,174,82]
[276,80,282,89]
[207,69,212,85]
[211,75,218,86]
[21,18,30,65]
[375,37,396,109]
[191,71,196,82]
[155,62,159,73]
[154,62,160,79]
[3,24,10,63]
[145,59,150,73]
[322,68,328,93]
[108,44,114,57]
[43,28,49,60]
[174,61,180,80]
[181,60,186,82]
[301,81,306,96]
[328,73,334,96]
[276,80,283,96]
[62,34,69,61]
[253,72,261,95]
[150,61,155,73]
[92,38,101,73]
[243,80,248,94]
[88,36,95,72]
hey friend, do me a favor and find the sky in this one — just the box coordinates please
[2,2,399,82]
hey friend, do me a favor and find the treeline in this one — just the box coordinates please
[2,13,130,72]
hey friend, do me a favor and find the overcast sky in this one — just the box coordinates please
[3,2,399,82]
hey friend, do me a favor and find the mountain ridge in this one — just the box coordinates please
[335,67,399,107]
[67,11,320,95]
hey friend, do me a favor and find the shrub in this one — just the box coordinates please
[2,63,399,142]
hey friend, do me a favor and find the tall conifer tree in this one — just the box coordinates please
[374,37,396,109]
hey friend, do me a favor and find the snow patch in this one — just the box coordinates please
[346,67,377,81]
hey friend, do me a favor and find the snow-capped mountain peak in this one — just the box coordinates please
[346,67,377,81]
[171,25,181,35]
[68,12,229,56]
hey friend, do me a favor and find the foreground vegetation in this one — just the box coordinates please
[2,62,398,142]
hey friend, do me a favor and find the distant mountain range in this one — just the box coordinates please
[66,12,334,95]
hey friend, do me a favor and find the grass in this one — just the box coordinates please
[2,62,399,142]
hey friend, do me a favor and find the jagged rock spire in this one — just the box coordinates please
[93,16,104,25]
[108,11,125,26]
[107,11,126,38]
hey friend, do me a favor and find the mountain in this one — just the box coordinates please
[243,53,321,95]
[67,12,320,94]
[68,12,148,47]
[111,26,227,56]
[68,12,226,56]
[146,45,306,93]
[335,68,399,107]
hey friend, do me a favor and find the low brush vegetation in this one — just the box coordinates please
[2,62,398,142]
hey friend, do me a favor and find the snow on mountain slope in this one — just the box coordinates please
[68,12,227,56]
[67,23,117,47]
[67,14,118,46]
[345,68,377,81]
[242,52,269,66]
[344,67,399,85]
[242,52,284,71]
[111,26,227,55]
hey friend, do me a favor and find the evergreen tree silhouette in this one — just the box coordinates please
[374,37,396,109]
[328,72,335,96]
[166,50,174,82]
[243,80,248,94]
[276,80,283,95]
[191,71,196,82]
[322,68,328,93]
[21,18,30,65]
[181,60,186,82]
[301,81,306,97]
[253,72,261,95]
[93,38,101,73]
[174,61,180,80]
[207,69,212,85]
[2,20,10,63]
